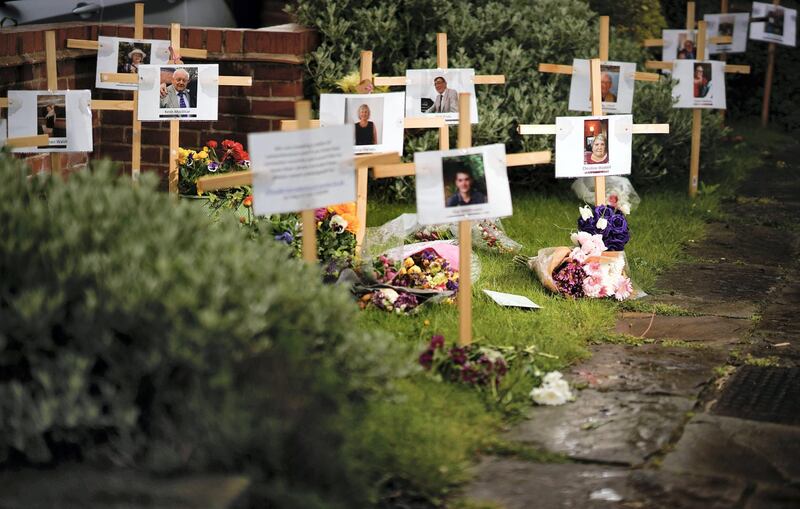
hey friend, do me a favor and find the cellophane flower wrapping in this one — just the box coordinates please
[571,176,641,215]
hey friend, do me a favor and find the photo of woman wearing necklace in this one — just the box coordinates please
[345,97,384,148]
[354,104,377,145]
[583,119,610,165]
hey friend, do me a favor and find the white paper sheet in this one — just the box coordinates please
[671,60,727,109]
[7,90,93,153]
[568,59,636,114]
[95,36,171,90]
[404,69,479,125]
[662,29,712,74]
[483,289,541,309]
[414,144,511,225]
[0,119,6,148]
[319,92,405,155]
[704,13,750,53]
[750,2,797,47]
[137,64,219,121]
[249,125,356,215]
[554,115,632,178]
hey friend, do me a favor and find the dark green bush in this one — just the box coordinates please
[0,153,410,507]
[292,0,726,197]
[589,0,666,40]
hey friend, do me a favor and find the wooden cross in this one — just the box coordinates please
[100,23,252,193]
[758,0,782,127]
[538,16,661,88]
[647,21,750,197]
[193,100,399,262]
[519,58,669,205]
[0,30,133,173]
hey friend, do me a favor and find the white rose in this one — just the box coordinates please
[530,386,569,406]
[542,371,564,384]
[579,205,593,221]
[379,288,399,303]
[570,232,580,246]
[596,217,608,230]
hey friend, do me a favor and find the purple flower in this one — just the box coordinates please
[274,231,293,244]
[430,334,445,350]
[314,208,327,221]
[577,205,630,251]
[419,350,434,369]
[208,161,220,172]
[553,260,587,298]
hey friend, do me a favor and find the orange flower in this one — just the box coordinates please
[340,212,358,234]
[331,202,356,217]
[242,195,253,207]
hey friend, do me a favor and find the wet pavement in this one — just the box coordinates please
[464,143,800,508]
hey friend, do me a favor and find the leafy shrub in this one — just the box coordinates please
[292,0,726,198]
[589,0,666,40]
[0,153,410,507]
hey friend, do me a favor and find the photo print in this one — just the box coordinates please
[405,69,479,125]
[249,125,356,215]
[671,60,727,109]
[137,64,219,121]
[414,144,511,225]
[704,13,750,53]
[7,89,93,153]
[319,92,405,155]
[95,36,171,90]
[555,115,633,178]
[750,2,797,47]
[568,59,636,114]
[662,29,711,72]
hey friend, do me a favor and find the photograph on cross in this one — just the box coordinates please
[554,115,632,178]
[7,89,93,153]
[137,64,220,121]
[672,60,727,109]
[319,92,405,155]
[662,29,711,72]
[95,36,171,90]
[568,59,636,114]
[704,13,750,54]
[750,2,797,47]
[404,69,479,125]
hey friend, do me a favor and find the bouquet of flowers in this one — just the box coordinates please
[418,335,508,388]
[577,204,629,251]
[178,139,250,198]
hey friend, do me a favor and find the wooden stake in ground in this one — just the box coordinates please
[761,0,782,127]
[456,93,473,346]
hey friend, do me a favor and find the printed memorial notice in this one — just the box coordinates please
[7,90,93,153]
[138,64,219,121]
[555,115,633,178]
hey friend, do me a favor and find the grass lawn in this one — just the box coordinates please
[348,122,787,502]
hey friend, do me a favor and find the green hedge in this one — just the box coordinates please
[0,154,410,507]
[292,0,726,195]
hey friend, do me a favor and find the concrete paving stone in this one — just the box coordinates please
[643,294,758,319]
[745,483,800,509]
[464,457,642,509]
[614,314,750,344]
[0,467,250,509]
[682,223,796,267]
[661,413,800,485]
[506,390,694,466]
[627,470,748,509]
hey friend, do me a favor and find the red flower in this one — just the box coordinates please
[220,139,247,162]
[242,195,253,207]
[207,140,218,149]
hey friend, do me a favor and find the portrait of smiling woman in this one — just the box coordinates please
[584,133,609,165]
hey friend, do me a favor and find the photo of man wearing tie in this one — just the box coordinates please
[425,76,459,113]
[160,68,195,109]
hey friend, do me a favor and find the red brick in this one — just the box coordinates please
[270,82,303,97]
[206,30,222,52]
[142,27,154,39]
[101,110,135,125]
[142,146,162,162]
[36,31,46,52]
[251,99,295,117]
[253,65,302,81]
[235,116,276,132]
[179,130,199,147]
[101,126,128,143]
[118,26,134,38]
[186,29,203,50]
[208,116,237,131]
[224,31,242,53]
[99,25,118,37]
[152,27,169,40]
[21,32,36,53]
[141,128,168,146]
[218,97,252,115]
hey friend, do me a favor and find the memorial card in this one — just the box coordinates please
[0,119,6,148]
[555,115,632,178]
[568,59,636,114]
[672,60,727,109]
[95,36,171,90]
[662,29,711,73]
[137,64,219,121]
[414,144,511,225]
[319,92,405,155]
[704,13,750,53]
[249,125,356,215]
[7,90,92,153]
[405,69,479,125]
[750,2,797,47]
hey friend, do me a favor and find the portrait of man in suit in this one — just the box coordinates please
[425,76,459,113]
[159,68,194,109]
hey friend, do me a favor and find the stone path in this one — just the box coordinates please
[464,144,800,508]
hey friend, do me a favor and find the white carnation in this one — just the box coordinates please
[596,217,608,230]
[579,205,593,221]
[530,371,575,406]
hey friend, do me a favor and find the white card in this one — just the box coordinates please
[568,59,636,114]
[95,36,171,90]
[414,144,511,225]
[671,60,727,109]
[555,115,632,178]
[662,29,712,73]
[137,64,219,121]
[704,13,750,53]
[750,2,797,47]
[7,90,93,153]
[404,69,479,125]
[249,125,356,215]
[0,119,6,148]
[483,290,541,309]
[319,92,405,155]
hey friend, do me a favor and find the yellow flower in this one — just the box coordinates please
[193,151,208,160]
[408,266,422,275]
[403,257,415,268]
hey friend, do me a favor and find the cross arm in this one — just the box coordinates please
[645,61,750,74]
[66,38,209,59]
[4,134,50,147]
[101,73,253,86]
[643,35,733,47]
[518,123,669,135]
[0,98,134,110]
[539,63,659,81]
[371,150,552,179]
[372,74,505,87]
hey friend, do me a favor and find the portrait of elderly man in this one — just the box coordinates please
[160,68,194,109]
[600,71,617,102]
[425,76,459,113]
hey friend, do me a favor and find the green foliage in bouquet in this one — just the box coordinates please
[0,153,412,507]
[291,0,726,194]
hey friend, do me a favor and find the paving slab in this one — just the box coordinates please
[0,467,250,509]
[464,457,640,509]
[627,470,748,509]
[614,313,749,344]
[506,390,694,466]
[682,223,795,267]
[745,483,800,509]
[660,413,800,485]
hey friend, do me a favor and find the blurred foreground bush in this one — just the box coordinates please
[0,154,409,508]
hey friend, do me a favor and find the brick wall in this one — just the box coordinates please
[0,22,316,187]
